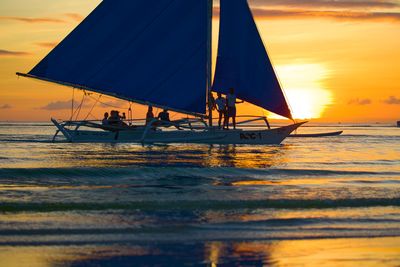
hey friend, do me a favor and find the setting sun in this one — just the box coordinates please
[275,64,333,119]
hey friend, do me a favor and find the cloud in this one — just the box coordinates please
[0,104,12,109]
[35,42,57,48]
[0,49,30,57]
[384,96,400,105]
[40,100,90,110]
[0,13,84,24]
[348,98,372,105]
[0,16,65,24]
[64,13,84,22]
[213,2,400,23]
[248,8,400,22]
[249,0,400,9]
[98,100,126,109]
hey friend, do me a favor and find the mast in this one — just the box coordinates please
[207,0,213,126]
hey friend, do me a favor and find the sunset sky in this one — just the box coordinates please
[0,0,399,123]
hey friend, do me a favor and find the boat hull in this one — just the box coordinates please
[53,120,305,145]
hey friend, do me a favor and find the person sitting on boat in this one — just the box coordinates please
[108,110,118,125]
[214,93,227,129]
[120,112,126,121]
[146,106,155,125]
[108,110,127,127]
[158,109,170,122]
[102,112,109,126]
[226,88,244,130]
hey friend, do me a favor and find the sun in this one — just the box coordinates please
[275,63,333,120]
[285,88,332,119]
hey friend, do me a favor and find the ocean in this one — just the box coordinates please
[0,122,399,266]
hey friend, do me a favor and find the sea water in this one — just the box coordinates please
[0,123,399,266]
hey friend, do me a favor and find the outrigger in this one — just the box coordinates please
[50,117,305,144]
[18,0,306,144]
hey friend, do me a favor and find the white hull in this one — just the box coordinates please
[52,119,304,145]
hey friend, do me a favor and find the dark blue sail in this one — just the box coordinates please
[29,0,208,115]
[212,0,293,119]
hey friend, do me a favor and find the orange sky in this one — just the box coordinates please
[0,0,399,123]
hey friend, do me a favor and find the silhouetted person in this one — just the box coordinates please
[109,110,127,127]
[146,106,154,125]
[108,110,119,125]
[102,112,109,125]
[120,112,126,120]
[214,93,227,129]
[226,88,244,130]
[158,109,170,122]
[101,112,108,125]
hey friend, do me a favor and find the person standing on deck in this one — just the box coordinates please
[214,93,227,129]
[226,88,244,130]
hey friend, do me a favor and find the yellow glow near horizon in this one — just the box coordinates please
[285,88,333,120]
[275,63,333,119]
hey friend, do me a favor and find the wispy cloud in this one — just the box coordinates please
[0,16,65,24]
[348,98,372,105]
[384,96,400,104]
[40,100,90,110]
[249,8,400,22]
[0,49,30,57]
[35,42,57,48]
[0,104,12,109]
[64,13,84,22]
[249,0,400,9]
[213,1,400,23]
[0,13,83,25]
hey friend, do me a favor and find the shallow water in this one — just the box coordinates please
[0,123,399,266]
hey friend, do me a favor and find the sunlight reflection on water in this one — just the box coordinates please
[0,123,399,266]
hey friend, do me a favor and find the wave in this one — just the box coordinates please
[341,134,400,138]
[0,226,398,237]
[0,167,398,180]
[1,198,399,212]
[1,234,399,247]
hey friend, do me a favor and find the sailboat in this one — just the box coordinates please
[17,0,305,144]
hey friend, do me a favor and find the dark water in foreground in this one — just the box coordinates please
[0,123,399,266]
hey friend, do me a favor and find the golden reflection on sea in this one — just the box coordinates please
[0,238,398,266]
[228,238,400,266]
[38,143,294,169]
[0,246,150,267]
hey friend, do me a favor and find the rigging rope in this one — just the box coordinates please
[74,91,86,121]
[86,93,136,123]
[84,94,102,121]
[87,94,127,110]
[70,88,75,121]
